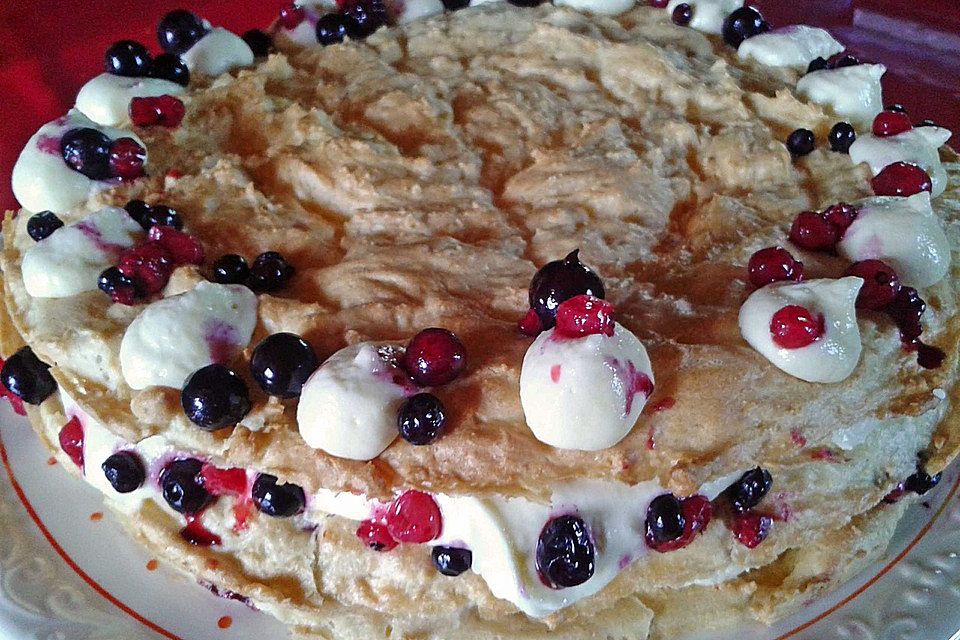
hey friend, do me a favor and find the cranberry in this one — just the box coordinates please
[871,162,932,197]
[98,267,140,305]
[828,122,856,153]
[250,332,319,398]
[647,495,712,553]
[671,3,693,25]
[108,137,147,180]
[529,249,605,329]
[770,305,824,349]
[242,29,273,57]
[316,14,351,45]
[181,364,251,431]
[536,515,595,588]
[385,490,442,543]
[844,260,901,310]
[786,128,816,157]
[649,0,669,6]
[198,464,248,495]
[213,254,250,284]
[806,57,829,73]
[148,225,204,265]
[0,346,56,405]
[917,343,945,369]
[722,6,769,48]
[117,242,173,295]
[356,520,397,551]
[402,328,466,386]
[149,53,190,86]
[747,247,803,288]
[554,295,615,338]
[432,546,473,576]
[105,40,152,77]
[645,494,684,546]
[161,458,214,514]
[518,308,544,336]
[26,211,64,241]
[60,128,112,180]
[102,451,146,493]
[279,3,306,29]
[822,202,858,234]
[887,286,925,343]
[397,393,446,445]
[724,468,773,513]
[252,474,306,518]
[157,9,209,55]
[789,211,838,252]
[130,95,186,128]
[872,111,912,137]
[733,513,772,548]
[58,417,85,469]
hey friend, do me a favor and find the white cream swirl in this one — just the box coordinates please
[796,64,886,128]
[75,73,185,127]
[848,126,952,198]
[182,27,255,77]
[737,26,844,68]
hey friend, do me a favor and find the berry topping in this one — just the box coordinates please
[126,200,183,231]
[356,520,397,551]
[905,465,941,495]
[732,513,772,548]
[343,0,388,39]
[518,308,544,336]
[181,364,251,431]
[158,9,209,55]
[725,467,773,513]
[806,57,829,73]
[747,247,804,288]
[26,211,64,241]
[770,305,824,349]
[536,515,595,589]
[98,267,140,305]
[871,162,933,197]
[212,254,250,284]
[432,546,473,576]
[821,202,858,234]
[385,490,443,543]
[887,286,925,343]
[117,242,173,295]
[442,0,471,8]
[554,294,616,338]
[130,95,186,128]
[105,40,152,77]
[529,250,605,329]
[671,3,693,25]
[108,137,147,180]
[316,14,351,46]
[279,4,306,29]
[101,451,146,493]
[247,251,295,292]
[149,53,191,86]
[832,54,860,68]
[160,458,214,514]
[402,328,467,386]
[58,417,84,469]
[397,393,446,445]
[789,211,838,252]
[0,346,56,405]
[60,127,112,180]
[252,473,306,518]
[872,111,912,137]
[250,332,319,398]
[647,495,712,553]
[828,122,856,153]
[198,464,248,495]
[722,6,769,48]
[148,225,204,265]
[786,128,815,157]
[242,29,272,57]
[644,494,684,546]
[844,260,901,310]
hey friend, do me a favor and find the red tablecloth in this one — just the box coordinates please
[1,0,957,211]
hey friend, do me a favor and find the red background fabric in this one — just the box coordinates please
[0,0,957,211]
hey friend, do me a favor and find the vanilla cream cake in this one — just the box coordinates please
[1,1,958,639]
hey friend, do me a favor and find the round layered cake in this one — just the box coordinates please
[1,2,958,639]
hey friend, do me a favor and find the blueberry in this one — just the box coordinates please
[885,103,907,114]
[397,393,446,445]
[828,122,856,154]
[180,364,251,431]
[645,494,684,544]
[905,465,941,496]
[212,254,250,284]
[671,3,693,25]
[507,0,543,5]
[529,249,605,329]
[722,6,769,48]
[786,128,816,157]
[158,9,209,55]
[60,128,112,180]
[250,332,319,398]
[316,14,351,46]
[432,546,473,576]
[725,467,773,513]
[125,199,183,231]
[0,346,56,405]
[26,211,64,241]
[160,458,214,514]
[104,40,152,77]
[441,0,470,8]
[98,267,140,301]
[917,119,937,128]
[252,473,306,517]
[242,29,272,57]
[150,53,191,86]
[832,54,860,68]
[343,0,387,39]
[247,251,295,292]
[806,57,829,74]
[102,451,146,493]
[536,515,595,589]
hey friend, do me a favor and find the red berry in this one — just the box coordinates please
[648,495,713,553]
[108,137,146,180]
[117,241,174,294]
[402,328,466,387]
[649,0,668,6]
[198,463,248,495]
[844,260,901,310]
[671,3,692,25]
[732,513,772,548]
[554,295,616,338]
[58,417,85,470]
[821,203,858,235]
[385,490,442,543]
[871,162,933,197]
[770,305,824,349]
[518,308,543,336]
[148,225,204,265]
[279,3,306,29]
[872,111,912,137]
[356,520,397,551]
[789,211,838,252]
[130,95,186,128]
[747,247,804,288]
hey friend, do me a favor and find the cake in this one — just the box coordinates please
[1,1,958,638]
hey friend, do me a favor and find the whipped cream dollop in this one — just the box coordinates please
[555,0,637,15]
[391,0,444,23]
[737,26,844,68]
[182,27,254,77]
[11,110,146,213]
[838,193,951,288]
[796,64,885,127]
[75,73,186,127]
[119,282,258,390]
[848,126,952,198]
[21,206,142,298]
[519,324,654,451]
[665,0,743,34]
[297,343,414,460]
[739,277,863,383]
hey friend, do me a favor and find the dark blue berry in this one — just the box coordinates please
[917,119,937,128]
[26,211,63,241]
[247,251,294,292]
[397,393,446,445]
[441,0,470,8]
[645,494,684,544]
[905,465,941,496]
[102,451,146,493]
[885,104,907,114]
[125,200,183,231]
[725,467,773,513]
[507,0,543,5]
[529,249,605,329]
[60,128,112,180]
[212,254,250,284]
[252,473,306,518]
[150,53,191,86]
[432,546,472,576]
[1,346,56,405]
[722,6,769,48]
[250,332,319,398]
[787,128,816,157]
[160,458,214,514]
[98,266,140,301]
[829,122,856,153]
[242,29,272,57]
[536,515,595,589]
[181,364,251,431]
[806,57,829,73]
[158,9,209,55]
[316,14,351,46]
[344,0,387,39]
[104,40,152,77]
[671,3,693,25]
[832,54,860,68]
